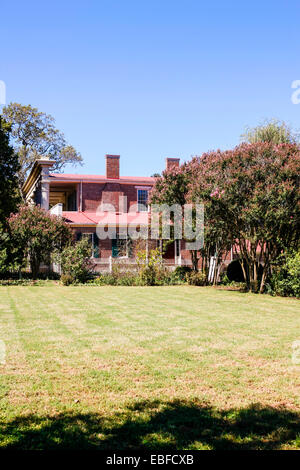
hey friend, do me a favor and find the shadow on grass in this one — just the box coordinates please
[1,399,299,450]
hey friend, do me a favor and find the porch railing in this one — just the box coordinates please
[92,256,192,273]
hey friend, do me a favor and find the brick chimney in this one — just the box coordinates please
[166,157,180,171]
[106,154,120,179]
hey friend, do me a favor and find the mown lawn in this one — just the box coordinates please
[0,285,299,450]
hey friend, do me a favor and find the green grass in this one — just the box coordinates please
[0,285,299,450]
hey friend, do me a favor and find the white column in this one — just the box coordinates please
[40,163,51,211]
[41,181,50,210]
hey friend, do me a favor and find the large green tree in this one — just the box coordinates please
[241,118,299,144]
[0,117,20,228]
[2,103,82,186]
[150,163,230,273]
[0,117,21,273]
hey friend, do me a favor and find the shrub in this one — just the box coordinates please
[219,273,231,285]
[173,266,192,281]
[138,262,174,286]
[139,265,157,286]
[93,270,139,286]
[61,273,75,286]
[0,241,8,275]
[0,270,60,281]
[0,279,55,286]
[268,251,300,298]
[110,263,138,285]
[117,274,138,286]
[136,247,163,286]
[93,249,187,287]
[93,269,186,287]
[186,270,207,286]
[57,238,94,284]
[94,274,115,286]
[161,270,185,285]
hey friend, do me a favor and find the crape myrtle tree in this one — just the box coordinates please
[150,162,230,274]
[150,163,198,268]
[186,155,232,279]
[2,103,82,188]
[189,142,300,293]
[8,205,73,279]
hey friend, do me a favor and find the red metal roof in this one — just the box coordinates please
[50,173,155,183]
[62,211,150,225]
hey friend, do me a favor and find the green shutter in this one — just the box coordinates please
[93,233,99,258]
[112,239,118,258]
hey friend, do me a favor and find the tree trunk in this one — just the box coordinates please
[259,244,271,294]
[30,255,40,280]
[239,258,249,290]
[259,269,267,294]
[191,250,199,271]
[251,261,259,293]
[259,259,270,294]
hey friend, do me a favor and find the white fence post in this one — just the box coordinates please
[208,256,216,283]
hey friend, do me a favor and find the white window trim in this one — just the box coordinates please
[114,234,131,258]
[174,239,181,265]
[136,188,149,212]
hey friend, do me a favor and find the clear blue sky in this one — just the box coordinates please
[1,0,300,176]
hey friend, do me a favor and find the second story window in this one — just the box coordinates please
[137,189,148,212]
